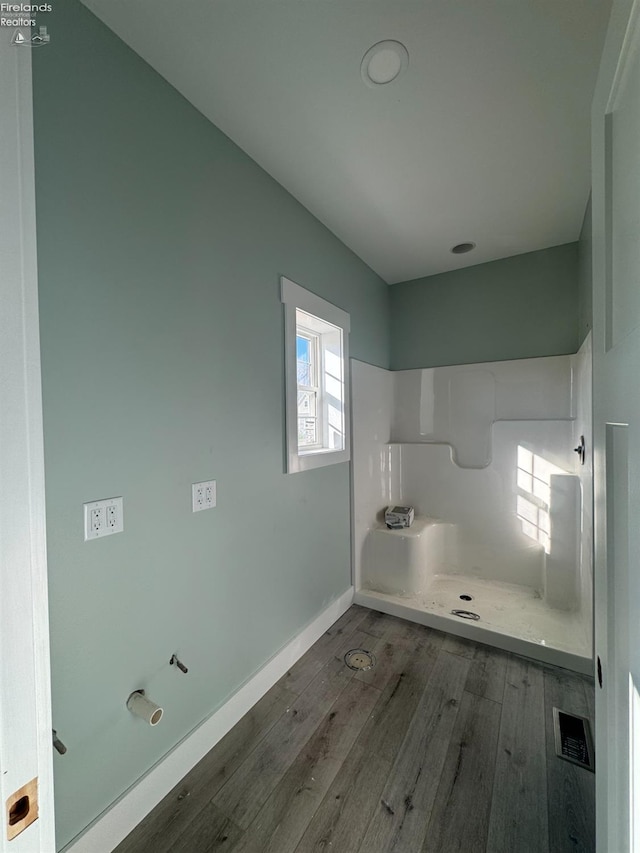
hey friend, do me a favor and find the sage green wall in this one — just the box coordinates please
[390,242,580,369]
[578,197,593,344]
[33,1,388,846]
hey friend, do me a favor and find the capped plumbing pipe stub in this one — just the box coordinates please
[344,649,376,671]
[127,690,163,726]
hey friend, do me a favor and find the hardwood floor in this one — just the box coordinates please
[114,606,595,853]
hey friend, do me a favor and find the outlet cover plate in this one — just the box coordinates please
[84,496,124,540]
[192,480,216,512]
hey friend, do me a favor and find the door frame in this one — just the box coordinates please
[591,0,639,849]
[0,40,55,852]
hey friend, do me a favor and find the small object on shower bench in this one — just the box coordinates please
[170,654,188,673]
[385,505,415,529]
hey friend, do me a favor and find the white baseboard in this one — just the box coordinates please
[63,586,355,853]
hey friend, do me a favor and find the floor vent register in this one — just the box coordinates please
[553,707,595,771]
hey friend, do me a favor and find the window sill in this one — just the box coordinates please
[289,446,350,473]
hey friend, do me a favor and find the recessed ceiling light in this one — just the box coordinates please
[450,242,477,254]
[361,40,409,88]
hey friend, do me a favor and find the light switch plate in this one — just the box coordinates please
[192,480,216,512]
[84,496,123,540]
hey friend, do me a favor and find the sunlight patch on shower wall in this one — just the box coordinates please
[516,445,568,553]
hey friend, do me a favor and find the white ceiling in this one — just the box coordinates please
[81,0,611,284]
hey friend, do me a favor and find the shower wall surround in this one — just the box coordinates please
[350,362,395,591]
[352,345,593,664]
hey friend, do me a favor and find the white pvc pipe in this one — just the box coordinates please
[126,691,163,726]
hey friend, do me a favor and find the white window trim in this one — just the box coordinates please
[281,276,351,473]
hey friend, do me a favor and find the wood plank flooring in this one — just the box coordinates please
[114,606,595,853]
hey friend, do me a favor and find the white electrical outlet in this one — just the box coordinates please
[192,480,216,512]
[84,497,124,540]
[204,481,216,508]
[90,506,105,537]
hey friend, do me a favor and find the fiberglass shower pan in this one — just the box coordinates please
[351,341,593,675]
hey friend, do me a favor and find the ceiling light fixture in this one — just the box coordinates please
[361,40,409,88]
[450,242,477,254]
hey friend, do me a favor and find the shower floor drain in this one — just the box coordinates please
[451,609,480,621]
[344,649,376,671]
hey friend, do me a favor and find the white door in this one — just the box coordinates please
[592,1,640,850]
[0,40,55,853]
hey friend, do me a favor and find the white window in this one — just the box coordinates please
[281,277,350,472]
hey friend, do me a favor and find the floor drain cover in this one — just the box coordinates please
[459,594,473,601]
[451,609,480,621]
[553,708,595,771]
[344,649,376,671]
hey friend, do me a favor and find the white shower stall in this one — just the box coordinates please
[351,336,593,674]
